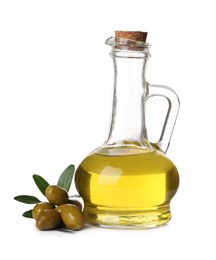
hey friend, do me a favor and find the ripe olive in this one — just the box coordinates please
[68,199,83,211]
[45,185,69,205]
[32,202,55,220]
[61,204,84,231]
[36,209,61,230]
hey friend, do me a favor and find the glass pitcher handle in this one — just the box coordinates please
[147,84,180,153]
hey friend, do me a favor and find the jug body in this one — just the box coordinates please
[75,147,179,228]
[75,31,180,229]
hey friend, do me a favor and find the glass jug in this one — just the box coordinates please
[75,31,180,229]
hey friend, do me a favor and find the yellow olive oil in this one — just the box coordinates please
[75,147,179,229]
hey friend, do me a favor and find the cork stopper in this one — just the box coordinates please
[115,31,148,42]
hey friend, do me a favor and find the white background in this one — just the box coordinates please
[0,0,215,259]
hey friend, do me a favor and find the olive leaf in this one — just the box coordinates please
[57,227,74,233]
[14,195,41,204]
[22,210,33,218]
[57,164,75,192]
[33,174,49,196]
[69,195,81,198]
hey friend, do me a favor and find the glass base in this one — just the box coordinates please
[84,204,171,229]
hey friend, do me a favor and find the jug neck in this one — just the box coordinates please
[104,47,151,149]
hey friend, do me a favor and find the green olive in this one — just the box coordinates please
[36,209,61,230]
[55,200,82,214]
[61,204,84,231]
[55,204,66,214]
[45,185,69,205]
[68,199,83,211]
[32,202,55,220]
